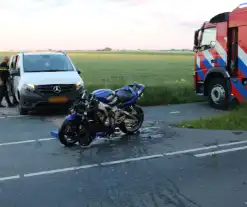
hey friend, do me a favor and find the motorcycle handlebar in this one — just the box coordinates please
[129,83,145,95]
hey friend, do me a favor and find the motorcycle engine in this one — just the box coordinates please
[113,108,125,125]
[96,110,116,128]
[96,111,105,123]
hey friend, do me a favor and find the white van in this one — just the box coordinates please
[8,51,84,115]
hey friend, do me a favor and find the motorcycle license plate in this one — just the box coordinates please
[49,96,68,103]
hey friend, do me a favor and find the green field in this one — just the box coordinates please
[0,51,204,106]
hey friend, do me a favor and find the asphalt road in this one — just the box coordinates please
[0,102,247,207]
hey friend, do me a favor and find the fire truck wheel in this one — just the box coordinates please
[208,78,229,110]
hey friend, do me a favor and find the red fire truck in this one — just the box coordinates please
[193,3,247,110]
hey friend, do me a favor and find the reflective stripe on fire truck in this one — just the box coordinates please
[230,45,247,102]
[202,50,214,67]
[196,55,204,80]
[231,78,247,101]
[215,41,227,67]
[197,40,227,70]
[238,46,247,77]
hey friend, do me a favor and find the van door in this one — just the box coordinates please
[12,55,21,100]
[8,56,17,97]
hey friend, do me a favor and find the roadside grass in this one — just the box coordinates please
[177,104,247,130]
[0,51,205,106]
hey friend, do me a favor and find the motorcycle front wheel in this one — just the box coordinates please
[119,105,144,135]
[58,120,78,147]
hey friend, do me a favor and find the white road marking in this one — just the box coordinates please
[0,175,20,181]
[24,164,98,177]
[24,154,164,178]
[165,140,247,156]
[0,140,36,146]
[165,146,218,156]
[37,138,56,141]
[0,115,28,119]
[195,145,247,157]
[0,136,247,181]
[169,111,180,114]
[141,126,160,129]
[0,126,159,148]
[101,154,164,166]
[0,138,56,147]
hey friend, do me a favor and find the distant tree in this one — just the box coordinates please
[103,47,112,51]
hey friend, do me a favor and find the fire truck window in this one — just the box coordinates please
[200,28,216,46]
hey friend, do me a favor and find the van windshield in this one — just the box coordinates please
[23,54,74,72]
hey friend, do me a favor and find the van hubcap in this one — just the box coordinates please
[211,84,225,104]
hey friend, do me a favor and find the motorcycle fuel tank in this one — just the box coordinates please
[92,89,118,105]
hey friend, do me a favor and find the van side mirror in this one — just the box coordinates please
[77,69,81,74]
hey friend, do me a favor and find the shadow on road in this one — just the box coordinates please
[28,108,68,117]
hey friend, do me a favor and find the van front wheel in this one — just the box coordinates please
[19,105,29,115]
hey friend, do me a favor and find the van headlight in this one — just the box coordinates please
[23,84,35,92]
[75,81,84,90]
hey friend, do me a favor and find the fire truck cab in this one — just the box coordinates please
[193,2,247,109]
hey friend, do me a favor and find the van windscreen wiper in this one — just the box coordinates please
[43,69,68,72]
[25,69,72,72]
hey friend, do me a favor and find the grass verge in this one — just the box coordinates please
[177,105,247,130]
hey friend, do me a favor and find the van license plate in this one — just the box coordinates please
[49,96,68,103]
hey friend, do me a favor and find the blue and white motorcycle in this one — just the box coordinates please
[51,83,145,147]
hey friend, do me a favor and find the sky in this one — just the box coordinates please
[0,0,244,50]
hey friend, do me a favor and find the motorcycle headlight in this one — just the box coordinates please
[23,84,35,92]
[75,81,84,90]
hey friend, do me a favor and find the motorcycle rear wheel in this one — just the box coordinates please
[119,105,144,135]
[58,120,78,147]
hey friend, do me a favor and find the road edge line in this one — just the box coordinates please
[195,145,247,157]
